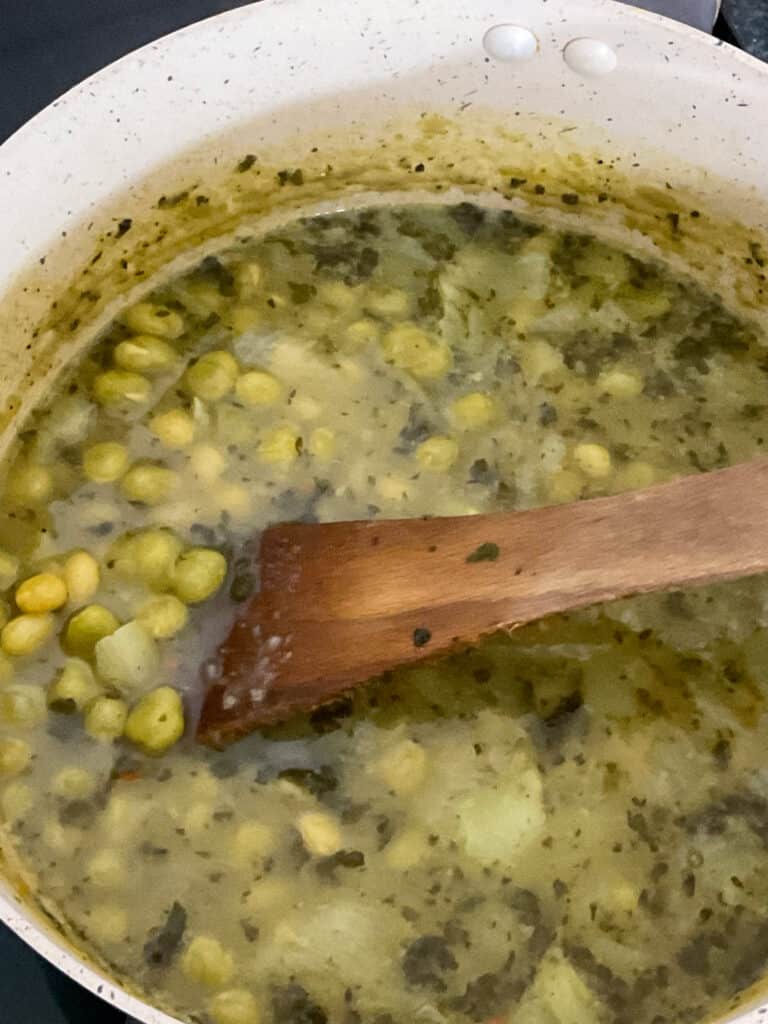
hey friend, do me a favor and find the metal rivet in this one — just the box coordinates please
[563,37,618,76]
[483,25,539,63]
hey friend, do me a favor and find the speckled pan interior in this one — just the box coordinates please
[1,1,768,1020]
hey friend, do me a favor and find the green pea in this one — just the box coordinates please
[120,462,179,505]
[63,605,120,659]
[83,442,130,483]
[93,370,151,407]
[109,529,183,590]
[113,335,178,374]
[173,548,227,604]
[125,686,185,755]
[183,351,239,402]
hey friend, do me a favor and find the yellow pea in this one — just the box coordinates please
[316,280,361,310]
[235,370,282,407]
[385,829,429,870]
[87,849,127,889]
[257,426,301,465]
[84,696,128,742]
[344,318,380,349]
[366,287,411,318]
[217,484,252,520]
[209,990,260,1024]
[182,936,235,989]
[452,392,495,430]
[184,351,239,402]
[616,460,657,489]
[1,614,54,656]
[234,262,262,298]
[63,604,120,659]
[416,436,459,472]
[597,368,643,398]
[89,904,128,944]
[173,548,227,604]
[382,323,452,379]
[0,738,32,777]
[42,821,82,855]
[51,767,96,800]
[120,463,179,505]
[308,427,336,460]
[228,305,262,333]
[121,302,184,339]
[1,781,34,822]
[232,821,275,865]
[83,442,130,483]
[547,469,584,504]
[573,442,612,479]
[150,408,196,448]
[63,551,100,605]
[189,444,227,484]
[15,573,67,614]
[297,811,342,857]
[0,685,47,727]
[110,528,183,590]
[48,659,102,713]
[373,739,427,795]
[136,594,189,639]
[93,370,151,407]
[114,334,177,373]
[7,463,53,505]
[125,686,185,755]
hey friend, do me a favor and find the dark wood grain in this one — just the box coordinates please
[197,458,768,747]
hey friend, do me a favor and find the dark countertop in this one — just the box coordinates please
[0,0,765,142]
[0,0,765,1021]
[723,0,768,60]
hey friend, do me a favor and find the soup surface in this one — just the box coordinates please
[2,203,768,1024]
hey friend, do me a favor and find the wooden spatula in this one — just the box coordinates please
[197,457,768,747]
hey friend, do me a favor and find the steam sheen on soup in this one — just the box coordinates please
[1,203,768,1024]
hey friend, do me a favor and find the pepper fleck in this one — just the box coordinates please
[413,628,432,648]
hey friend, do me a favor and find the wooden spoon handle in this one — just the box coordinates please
[198,458,768,746]
[261,458,768,639]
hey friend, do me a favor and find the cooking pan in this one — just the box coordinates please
[0,0,767,1020]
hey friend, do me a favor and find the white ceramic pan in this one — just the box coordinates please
[1,0,768,1020]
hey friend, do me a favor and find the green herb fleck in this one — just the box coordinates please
[288,281,317,304]
[157,190,189,209]
[277,168,305,186]
[466,542,500,563]
[237,154,257,173]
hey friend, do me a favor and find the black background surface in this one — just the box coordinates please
[0,0,761,1021]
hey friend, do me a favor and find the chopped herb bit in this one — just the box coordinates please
[237,154,257,172]
[143,901,187,969]
[288,281,318,304]
[277,168,305,186]
[466,542,500,563]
